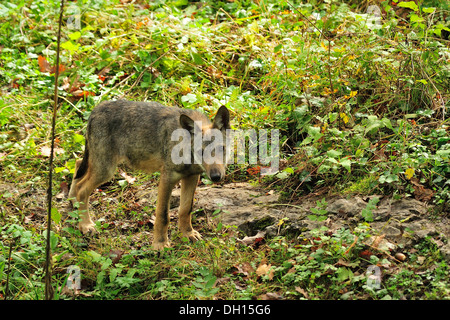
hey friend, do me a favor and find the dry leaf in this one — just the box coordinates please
[238,230,266,246]
[295,286,309,299]
[120,170,136,184]
[372,234,385,249]
[256,263,274,280]
[230,262,254,279]
[39,146,64,157]
[410,178,434,201]
[109,249,124,265]
[259,292,283,300]
[38,55,65,74]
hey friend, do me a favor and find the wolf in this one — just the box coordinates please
[68,100,230,250]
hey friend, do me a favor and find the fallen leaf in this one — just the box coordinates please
[56,182,69,201]
[256,263,274,280]
[259,292,283,300]
[38,55,51,72]
[71,89,96,99]
[247,166,261,176]
[295,286,309,299]
[38,55,65,74]
[358,249,374,259]
[230,262,254,279]
[120,171,136,184]
[410,178,434,201]
[39,146,64,157]
[372,234,385,249]
[238,230,266,246]
[109,249,124,265]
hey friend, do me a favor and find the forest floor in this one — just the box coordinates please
[1,0,449,300]
[1,174,449,300]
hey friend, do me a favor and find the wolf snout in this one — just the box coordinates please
[209,168,223,182]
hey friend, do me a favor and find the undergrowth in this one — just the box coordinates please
[0,0,449,300]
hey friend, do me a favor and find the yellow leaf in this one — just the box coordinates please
[349,90,357,98]
[405,168,414,180]
[340,112,349,124]
[320,42,328,50]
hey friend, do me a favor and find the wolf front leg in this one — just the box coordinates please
[152,172,178,250]
[178,174,202,242]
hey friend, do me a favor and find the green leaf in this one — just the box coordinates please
[51,207,62,224]
[422,7,435,13]
[73,133,85,144]
[50,231,58,251]
[181,93,197,104]
[381,117,393,130]
[190,52,203,65]
[61,40,80,54]
[410,14,425,23]
[327,149,342,158]
[336,267,353,282]
[274,44,283,53]
[398,1,419,11]
[301,126,323,145]
[340,158,352,172]
[68,31,81,40]
[415,79,427,85]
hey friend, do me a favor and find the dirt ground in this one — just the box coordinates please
[137,182,450,262]
[2,180,449,262]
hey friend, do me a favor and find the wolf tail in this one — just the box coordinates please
[74,140,89,179]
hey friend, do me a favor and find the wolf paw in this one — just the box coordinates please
[152,239,171,251]
[182,230,203,242]
[78,221,97,235]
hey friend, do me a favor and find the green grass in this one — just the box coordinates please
[0,0,449,300]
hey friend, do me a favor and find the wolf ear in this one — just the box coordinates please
[213,106,230,131]
[180,114,197,134]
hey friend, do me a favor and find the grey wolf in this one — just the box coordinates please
[69,100,230,250]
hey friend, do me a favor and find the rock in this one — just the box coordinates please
[440,243,450,263]
[326,197,367,218]
[383,226,402,240]
[134,182,446,260]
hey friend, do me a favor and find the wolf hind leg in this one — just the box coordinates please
[69,158,116,234]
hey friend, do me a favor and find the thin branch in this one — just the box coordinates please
[45,0,65,301]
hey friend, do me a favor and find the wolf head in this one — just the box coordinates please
[178,106,230,182]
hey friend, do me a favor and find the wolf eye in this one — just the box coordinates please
[216,145,224,156]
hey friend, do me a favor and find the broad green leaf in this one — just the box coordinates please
[422,7,435,13]
[327,149,342,158]
[274,44,283,53]
[51,207,61,224]
[61,40,80,54]
[190,52,203,65]
[398,1,419,11]
[340,158,352,172]
[181,93,197,104]
[410,14,425,23]
[381,117,393,130]
[73,133,85,144]
[68,31,81,40]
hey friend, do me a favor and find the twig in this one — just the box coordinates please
[4,239,14,300]
[44,0,65,301]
